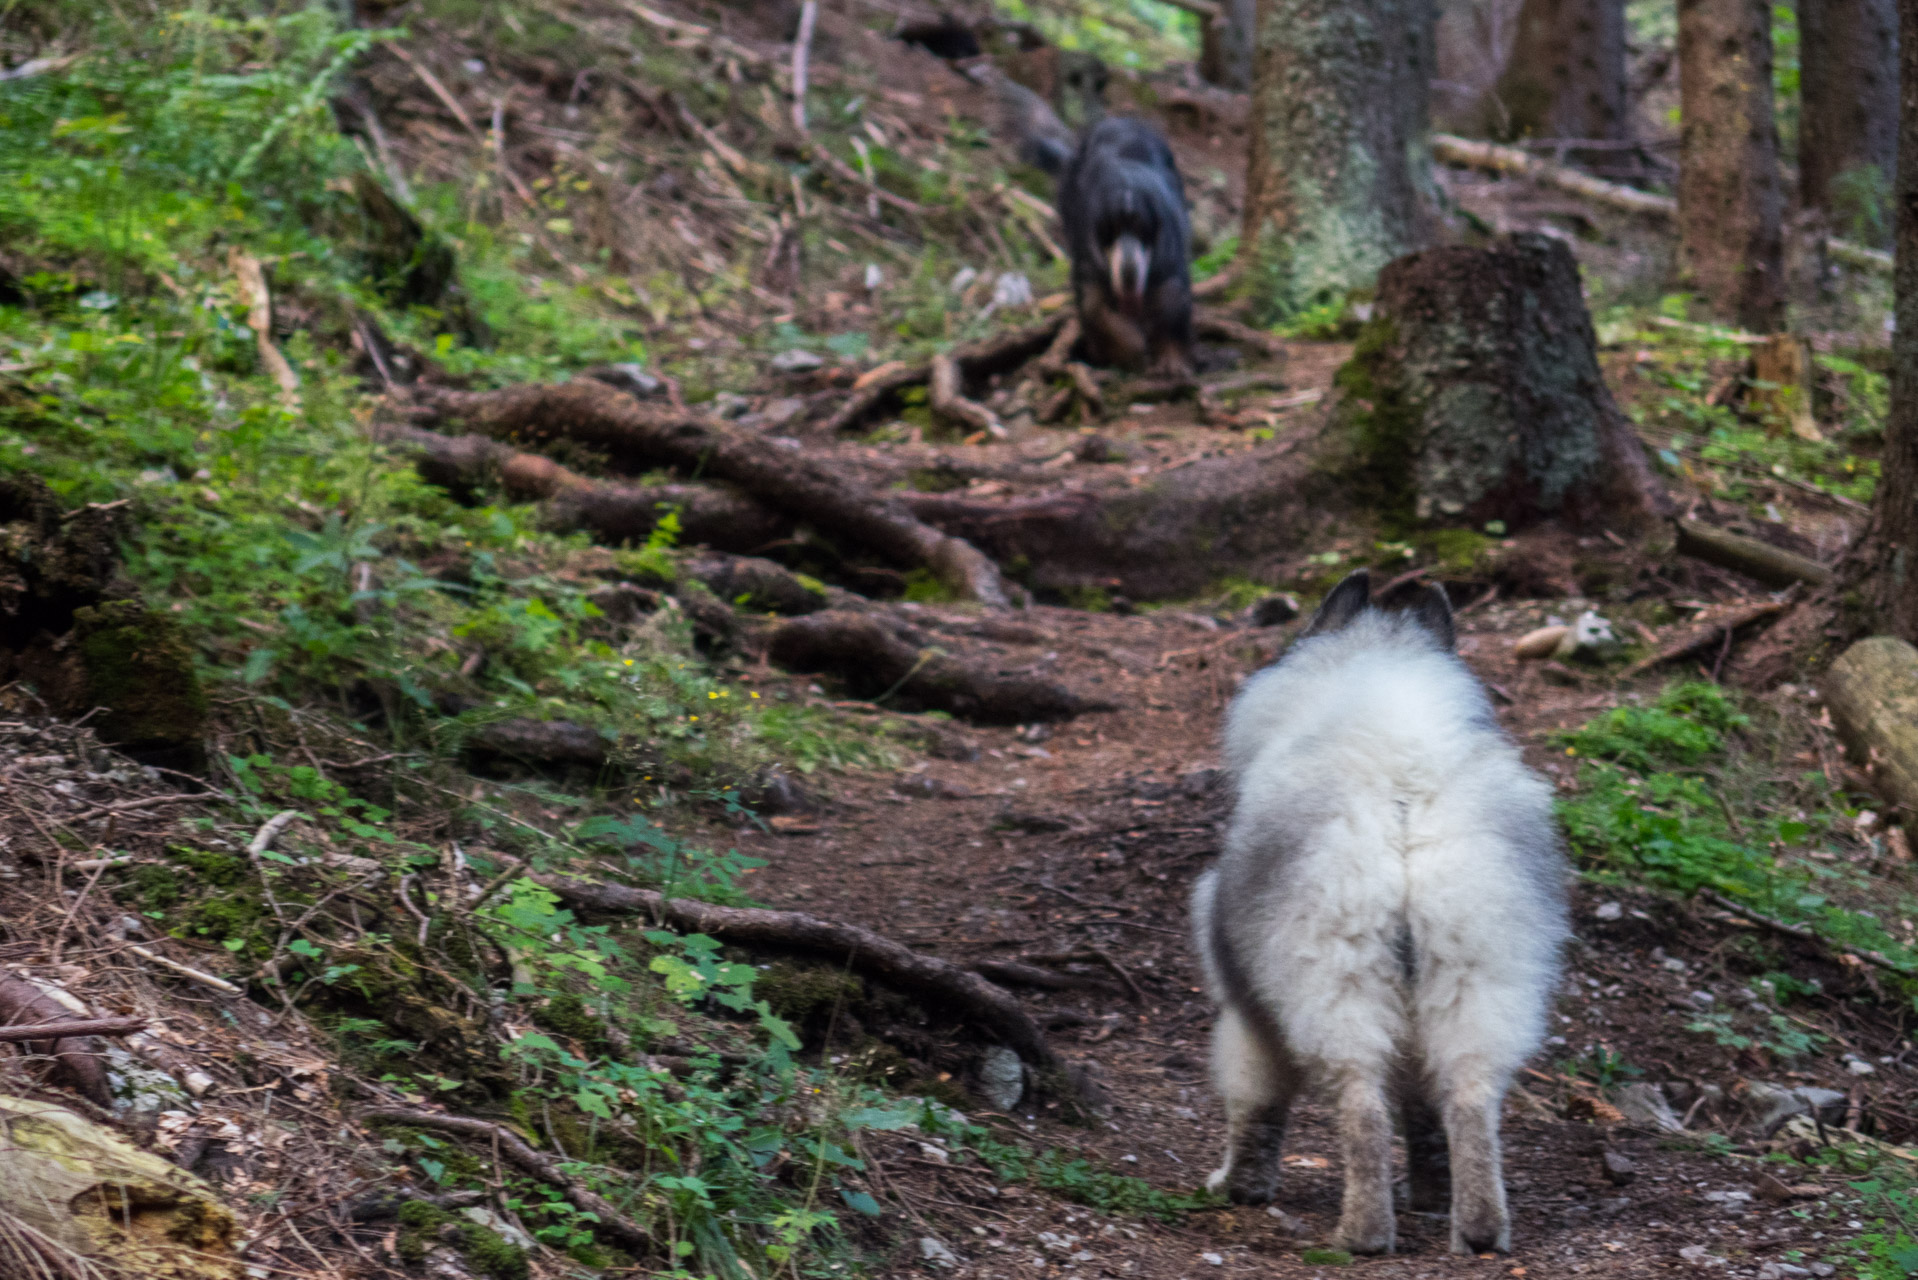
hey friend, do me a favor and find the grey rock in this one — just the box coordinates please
[1601,1150,1637,1186]
[918,1236,959,1267]
[1689,990,1716,1008]
[578,362,663,398]
[1745,1082,1848,1135]
[977,1045,1024,1111]
[1614,1082,1685,1132]
[771,348,825,373]
[1756,1264,1811,1279]
[1594,900,1623,921]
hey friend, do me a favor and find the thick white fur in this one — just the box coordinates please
[1193,607,1566,1253]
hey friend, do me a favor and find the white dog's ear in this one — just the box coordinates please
[1302,569,1371,638]
[1378,578,1456,651]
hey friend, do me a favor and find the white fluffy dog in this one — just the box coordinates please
[1191,569,1566,1255]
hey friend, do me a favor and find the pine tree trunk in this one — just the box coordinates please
[1199,0,1258,91]
[1799,0,1898,244]
[1676,0,1785,330]
[1850,0,1918,637]
[1241,0,1437,319]
[1493,0,1629,140]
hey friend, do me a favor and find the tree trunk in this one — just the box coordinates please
[1492,0,1628,140]
[1241,0,1438,319]
[1676,0,1785,330]
[1335,233,1665,529]
[1200,0,1258,91]
[1799,0,1899,245]
[1847,0,1918,636]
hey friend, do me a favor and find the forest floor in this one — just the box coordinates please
[2,3,1914,1280]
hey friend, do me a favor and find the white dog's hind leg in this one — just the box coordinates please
[1205,1004,1296,1204]
[1438,1065,1511,1254]
[1330,1067,1396,1254]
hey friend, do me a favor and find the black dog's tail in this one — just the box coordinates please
[966,63,1076,176]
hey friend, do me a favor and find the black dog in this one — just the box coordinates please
[1056,117,1194,377]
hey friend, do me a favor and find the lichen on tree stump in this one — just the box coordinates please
[1336,232,1663,529]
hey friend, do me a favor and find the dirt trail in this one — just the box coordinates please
[730,593,1880,1279]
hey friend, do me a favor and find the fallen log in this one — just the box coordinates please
[1432,133,1889,274]
[1617,598,1789,680]
[411,380,1012,606]
[1674,519,1832,588]
[1824,636,1918,819]
[357,1106,651,1249]
[535,875,1081,1093]
[0,1017,147,1045]
[761,609,1106,722]
[384,425,791,553]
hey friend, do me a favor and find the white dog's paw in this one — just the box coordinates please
[1205,1165,1231,1195]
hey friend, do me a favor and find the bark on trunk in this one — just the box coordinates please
[1493,0,1629,140]
[1676,0,1785,330]
[1200,0,1258,91]
[1335,233,1665,529]
[1847,0,1918,637]
[1241,0,1437,319]
[1798,0,1898,244]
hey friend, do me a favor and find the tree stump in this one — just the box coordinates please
[1336,232,1664,529]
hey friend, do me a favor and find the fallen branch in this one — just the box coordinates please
[790,1,818,134]
[229,250,300,409]
[126,944,244,996]
[410,380,1011,605]
[1674,518,1832,588]
[534,877,1082,1093]
[1703,891,1910,976]
[357,1106,651,1249]
[930,353,1004,438]
[761,609,1106,722]
[826,316,1067,433]
[1618,598,1790,680]
[0,1017,147,1045]
[1433,133,1889,273]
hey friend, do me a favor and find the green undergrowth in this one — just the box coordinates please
[1599,297,1884,508]
[1558,681,1918,986]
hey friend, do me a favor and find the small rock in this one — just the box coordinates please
[1701,1189,1752,1205]
[710,391,752,419]
[1249,594,1301,627]
[1200,1252,1224,1266]
[1594,901,1624,921]
[1845,1055,1877,1076]
[1756,1263,1811,1279]
[1600,1151,1637,1186]
[1753,1173,1797,1205]
[1744,1083,1848,1134]
[1074,433,1127,463]
[977,1045,1024,1111]
[1689,990,1716,1008]
[949,266,979,295]
[1614,1082,1684,1132]
[761,396,807,428]
[919,1236,959,1267]
[1265,1206,1305,1233]
[578,362,662,398]
[1810,1263,1836,1277]
[1678,1243,1725,1268]
[771,348,824,373]
[989,272,1034,311]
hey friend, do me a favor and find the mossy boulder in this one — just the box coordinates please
[71,599,209,771]
[1335,233,1664,531]
[0,1092,242,1279]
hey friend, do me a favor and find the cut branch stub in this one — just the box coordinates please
[1825,636,1918,820]
[412,380,1011,606]
[1338,232,1666,530]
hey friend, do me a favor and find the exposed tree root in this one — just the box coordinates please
[930,353,1004,438]
[1193,307,1286,359]
[904,414,1340,599]
[410,381,1012,606]
[534,876,1083,1094]
[760,608,1107,722]
[357,1106,651,1249]
[384,425,790,552]
[1674,518,1833,588]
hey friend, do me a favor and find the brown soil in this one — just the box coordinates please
[709,590,1906,1278]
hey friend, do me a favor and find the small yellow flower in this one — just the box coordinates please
[750,691,759,699]
[624,659,634,667]
[689,714,699,722]
[1565,747,1578,756]
[708,691,718,699]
